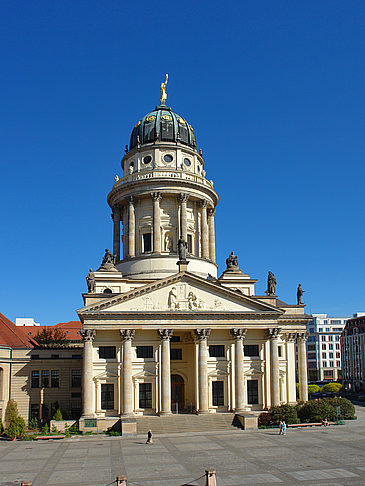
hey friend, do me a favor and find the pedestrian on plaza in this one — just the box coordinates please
[279,420,283,435]
[322,418,329,427]
[146,429,153,444]
[282,421,287,436]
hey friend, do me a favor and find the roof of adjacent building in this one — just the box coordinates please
[0,313,36,348]
[343,315,365,335]
[18,321,82,341]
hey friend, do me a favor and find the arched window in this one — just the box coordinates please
[103,288,112,294]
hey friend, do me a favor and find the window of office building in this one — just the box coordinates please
[136,346,153,359]
[331,320,342,325]
[244,345,260,357]
[335,335,340,341]
[319,328,323,332]
[209,345,225,358]
[329,344,333,350]
[308,344,316,351]
[330,361,334,367]
[328,335,333,341]
[322,344,326,350]
[247,380,259,404]
[51,370,59,388]
[72,369,82,388]
[170,348,182,360]
[308,353,316,360]
[336,352,340,358]
[101,384,114,410]
[309,328,314,333]
[321,335,326,341]
[31,370,39,388]
[326,328,330,332]
[323,361,327,368]
[99,346,116,359]
[336,343,340,349]
[329,352,334,359]
[41,370,49,388]
[337,361,341,367]
[212,381,224,406]
[139,383,152,408]
[324,370,333,377]
[322,353,327,359]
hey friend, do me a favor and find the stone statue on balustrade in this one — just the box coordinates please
[297,283,304,305]
[226,251,239,270]
[86,268,95,293]
[266,271,277,295]
[177,237,188,262]
[98,248,117,272]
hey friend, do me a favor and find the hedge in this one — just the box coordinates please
[269,404,300,425]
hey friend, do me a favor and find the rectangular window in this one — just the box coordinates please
[308,353,316,360]
[330,361,334,368]
[136,346,153,359]
[31,370,39,388]
[41,370,49,388]
[326,328,330,332]
[322,352,327,359]
[322,344,326,350]
[323,361,327,368]
[247,380,259,404]
[336,343,340,350]
[308,344,316,351]
[101,384,114,410]
[139,383,152,408]
[99,346,116,359]
[244,345,260,357]
[30,403,40,421]
[209,345,225,358]
[329,353,334,359]
[329,344,333,350]
[324,370,333,377]
[319,328,323,332]
[309,328,314,333]
[212,381,224,406]
[278,346,282,358]
[51,370,59,388]
[321,335,326,341]
[328,335,333,341]
[72,369,82,388]
[142,233,152,253]
[337,361,341,367]
[187,234,193,253]
[51,354,59,359]
[335,335,340,341]
[31,354,39,360]
[336,352,340,358]
[170,336,181,343]
[72,354,82,359]
[170,348,182,360]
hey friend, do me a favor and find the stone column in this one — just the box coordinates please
[80,329,96,417]
[158,329,173,415]
[112,206,121,262]
[297,332,308,402]
[195,328,211,413]
[285,333,297,404]
[179,193,189,242]
[127,196,135,258]
[231,328,247,412]
[200,200,209,259]
[208,208,216,262]
[267,328,281,407]
[120,329,135,416]
[152,192,162,253]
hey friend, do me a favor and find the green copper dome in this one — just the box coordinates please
[129,105,197,151]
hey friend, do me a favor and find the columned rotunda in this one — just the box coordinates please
[77,83,310,425]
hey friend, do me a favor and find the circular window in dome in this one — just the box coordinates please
[184,158,191,167]
[143,155,152,164]
[162,114,172,120]
[146,116,155,122]
[163,154,173,163]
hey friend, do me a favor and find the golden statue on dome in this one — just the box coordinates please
[160,74,168,105]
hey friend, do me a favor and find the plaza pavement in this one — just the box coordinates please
[1,405,365,486]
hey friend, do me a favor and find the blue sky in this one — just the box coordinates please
[1,0,364,324]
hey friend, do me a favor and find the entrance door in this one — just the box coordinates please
[171,374,185,413]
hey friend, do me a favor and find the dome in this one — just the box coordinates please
[129,105,197,151]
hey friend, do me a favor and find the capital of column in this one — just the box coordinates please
[195,328,211,340]
[231,328,247,340]
[179,193,189,203]
[79,329,96,342]
[158,329,173,340]
[297,332,308,342]
[120,329,135,341]
[266,327,281,340]
[285,332,297,343]
[151,192,162,202]
[208,207,216,217]
[111,206,121,220]
[199,199,208,208]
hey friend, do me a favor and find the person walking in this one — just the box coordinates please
[146,429,153,444]
[282,421,287,436]
[279,420,283,435]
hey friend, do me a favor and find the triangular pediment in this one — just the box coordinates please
[78,272,282,316]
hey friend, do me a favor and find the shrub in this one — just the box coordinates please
[5,399,19,427]
[308,385,320,395]
[298,399,336,423]
[41,424,50,436]
[28,418,39,431]
[258,412,272,427]
[321,382,342,393]
[269,404,299,425]
[52,409,63,421]
[6,416,26,439]
[325,397,355,419]
[68,423,79,435]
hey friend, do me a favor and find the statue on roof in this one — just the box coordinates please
[177,236,188,262]
[266,271,277,295]
[226,251,239,270]
[86,268,95,293]
[98,248,117,271]
[297,283,304,305]
[160,74,168,105]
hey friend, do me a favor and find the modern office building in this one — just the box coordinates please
[341,313,365,392]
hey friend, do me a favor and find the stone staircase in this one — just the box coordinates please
[136,413,238,435]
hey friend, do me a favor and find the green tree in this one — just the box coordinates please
[321,382,342,393]
[34,328,68,348]
[5,399,19,427]
[308,384,320,395]
[6,416,26,439]
[52,409,63,421]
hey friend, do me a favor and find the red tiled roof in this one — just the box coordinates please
[0,313,35,348]
[19,321,82,341]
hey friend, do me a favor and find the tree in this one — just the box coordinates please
[308,384,320,395]
[34,328,68,348]
[53,409,63,421]
[5,399,19,427]
[321,382,342,393]
[7,416,26,439]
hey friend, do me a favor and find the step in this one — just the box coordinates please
[136,413,237,434]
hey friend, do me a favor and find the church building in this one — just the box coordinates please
[77,79,311,425]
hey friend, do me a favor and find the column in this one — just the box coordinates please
[297,332,308,402]
[158,329,173,415]
[127,196,135,258]
[285,333,297,404]
[112,206,121,262]
[179,193,189,242]
[267,328,281,407]
[122,206,127,260]
[80,329,96,417]
[195,328,211,413]
[152,192,162,253]
[231,328,247,412]
[208,208,216,262]
[120,329,135,416]
[200,200,209,259]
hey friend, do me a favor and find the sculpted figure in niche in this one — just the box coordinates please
[266,271,277,295]
[165,233,173,252]
[177,236,188,261]
[86,268,95,293]
[297,283,304,305]
[168,287,179,310]
[226,251,239,270]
